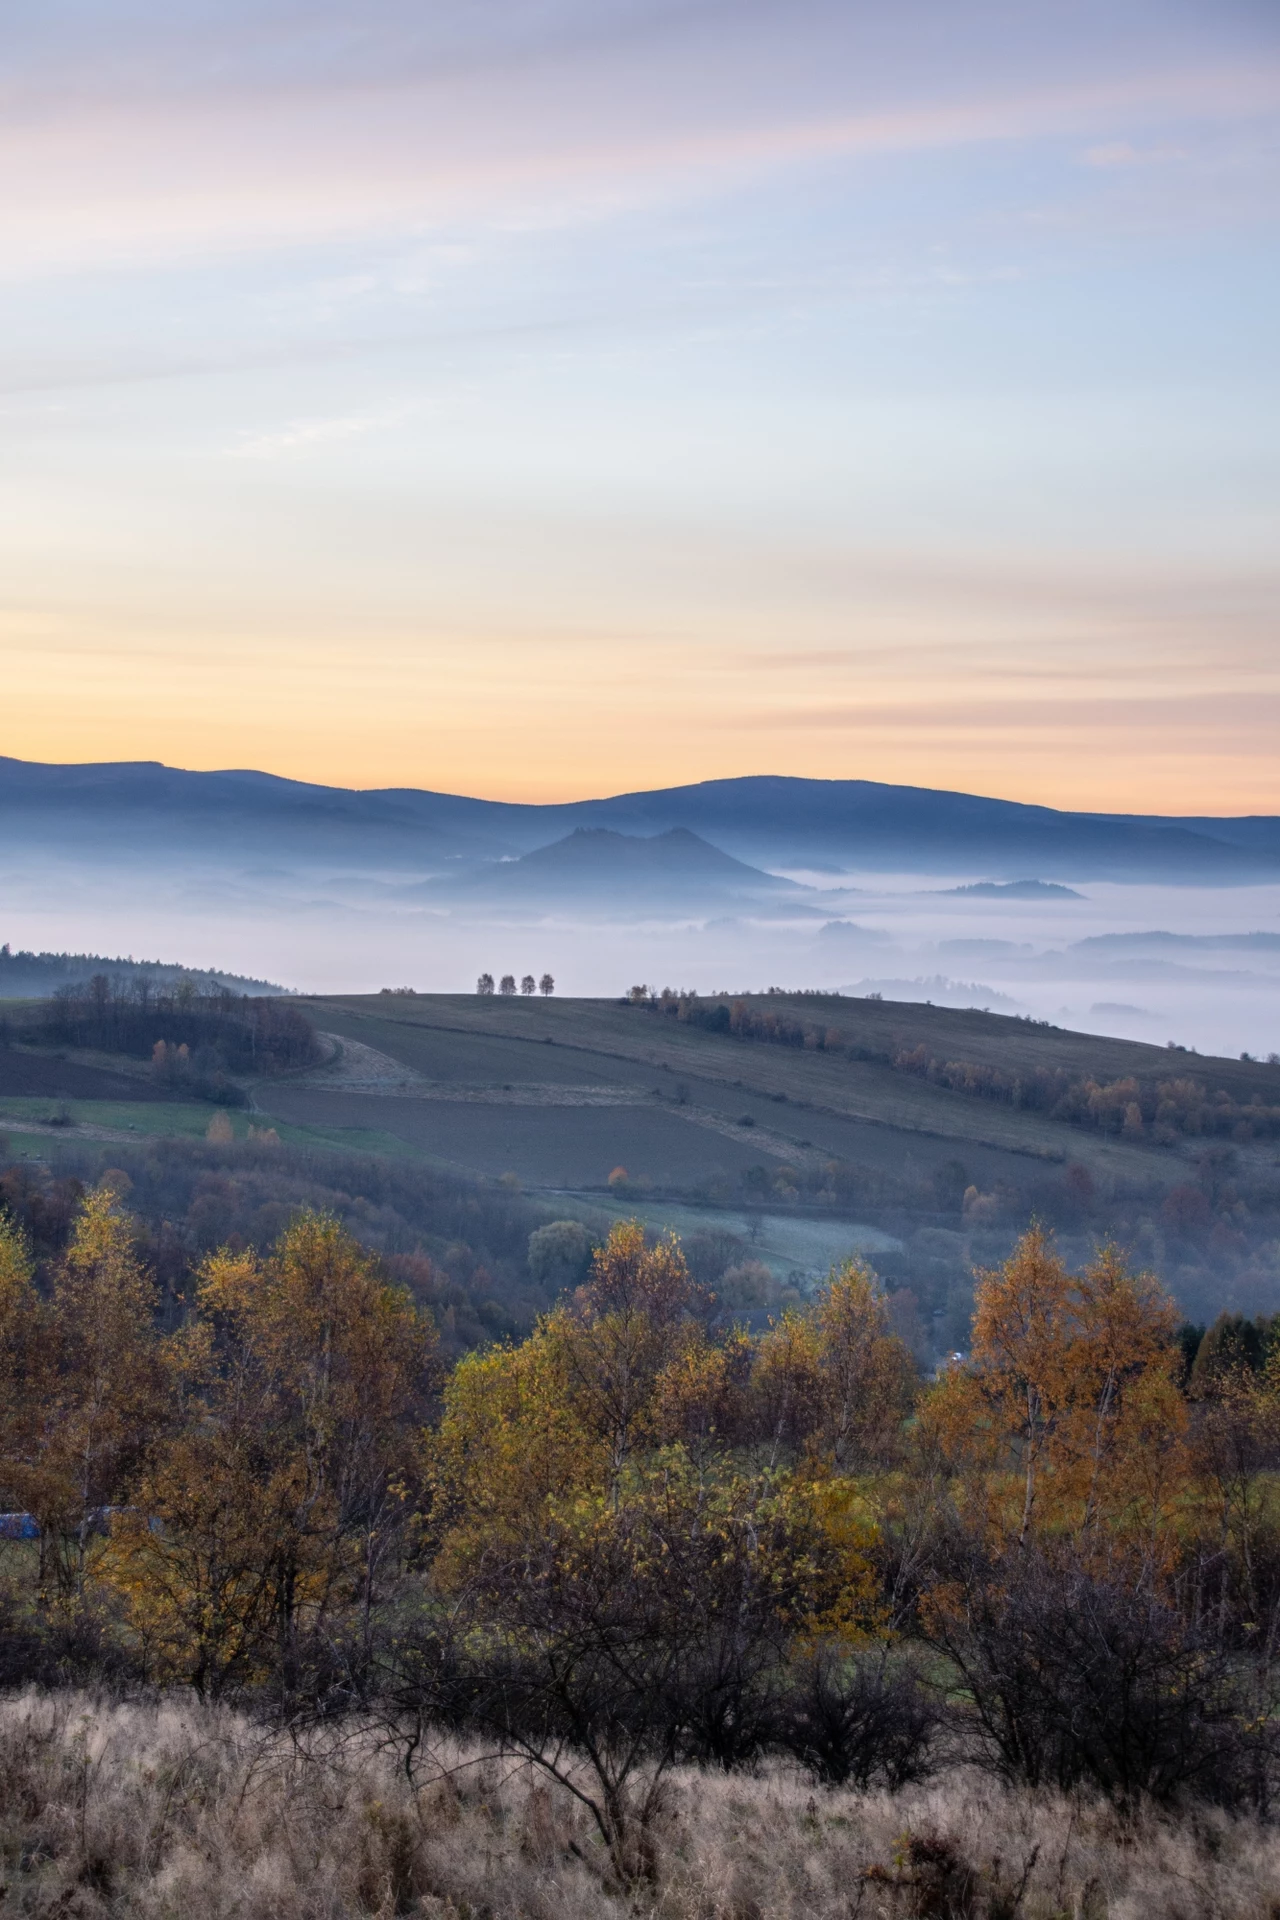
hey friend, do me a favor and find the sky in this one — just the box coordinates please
[2,0,1278,812]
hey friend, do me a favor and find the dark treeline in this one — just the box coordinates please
[0,942,282,999]
[632,991,1280,1143]
[2,1196,1280,1884]
[28,976,321,1103]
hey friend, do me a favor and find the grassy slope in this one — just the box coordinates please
[294,992,1241,1184]
[8,990,1273,1195]
[0,1092,417,1162]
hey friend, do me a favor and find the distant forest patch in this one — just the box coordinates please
[0,943,285,999]
[8,977,321,1106]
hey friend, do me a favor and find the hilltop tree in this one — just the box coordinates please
[520,974,536,996]
[539,972,555,996]
[499,974,517,996]
[476,973,494,995]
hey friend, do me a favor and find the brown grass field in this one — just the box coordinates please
[1,1690,1277,1919]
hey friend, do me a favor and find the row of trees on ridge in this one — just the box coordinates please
[477,974,554,996]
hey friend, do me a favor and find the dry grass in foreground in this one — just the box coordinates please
[0,1693,1278,1919]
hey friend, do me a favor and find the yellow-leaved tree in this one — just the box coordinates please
[103,1212,435,1695]
[0,1211,47,1516]
[37,1188,172,1599]
[425,1224,884,1880]
[752,1258,916,1473]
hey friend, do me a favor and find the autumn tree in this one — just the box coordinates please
[925,1227,1187,1557]
[35,1189,172,1596]
[0,1211,46,1514]
[555,1222,699,1496]
[753,1259,915,1473]
[435,1455,878,1879]
[652,1325,756,1462]
[429,1316,601,1582]
[430,1223,696,1552]
[106,1213,436,1694]
[1183,1339,1280,1661]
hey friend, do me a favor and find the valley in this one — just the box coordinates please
[5,984,1279,1342]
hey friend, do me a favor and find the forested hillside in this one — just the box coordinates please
[0,943,283,999]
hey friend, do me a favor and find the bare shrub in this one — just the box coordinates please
[777,1646,940,1788]
[925,1545,1277,1808]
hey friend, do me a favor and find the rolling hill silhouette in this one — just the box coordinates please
[440,827,803,909]
[2,758,1278,883]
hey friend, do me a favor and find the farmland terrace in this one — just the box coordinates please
[246,991,1279,1195]
[5,989,1280,1332]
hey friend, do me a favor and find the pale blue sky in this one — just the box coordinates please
[2,0,1278,806]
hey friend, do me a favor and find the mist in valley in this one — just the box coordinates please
[4,844,1278,1060]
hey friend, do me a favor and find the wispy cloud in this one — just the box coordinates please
[2,2,1278,813]
[1082,141,1187,168]
[1,11,1277,279]
[228,409,401,459]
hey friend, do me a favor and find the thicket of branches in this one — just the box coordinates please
[33,975,320,1101]
[4,1186,1280,1886]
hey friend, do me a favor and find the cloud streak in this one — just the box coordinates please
[2,9,1277,277]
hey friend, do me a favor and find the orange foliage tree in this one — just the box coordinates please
[926,1227,1187,1559]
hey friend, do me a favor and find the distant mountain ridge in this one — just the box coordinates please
[2,757,1278,883]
